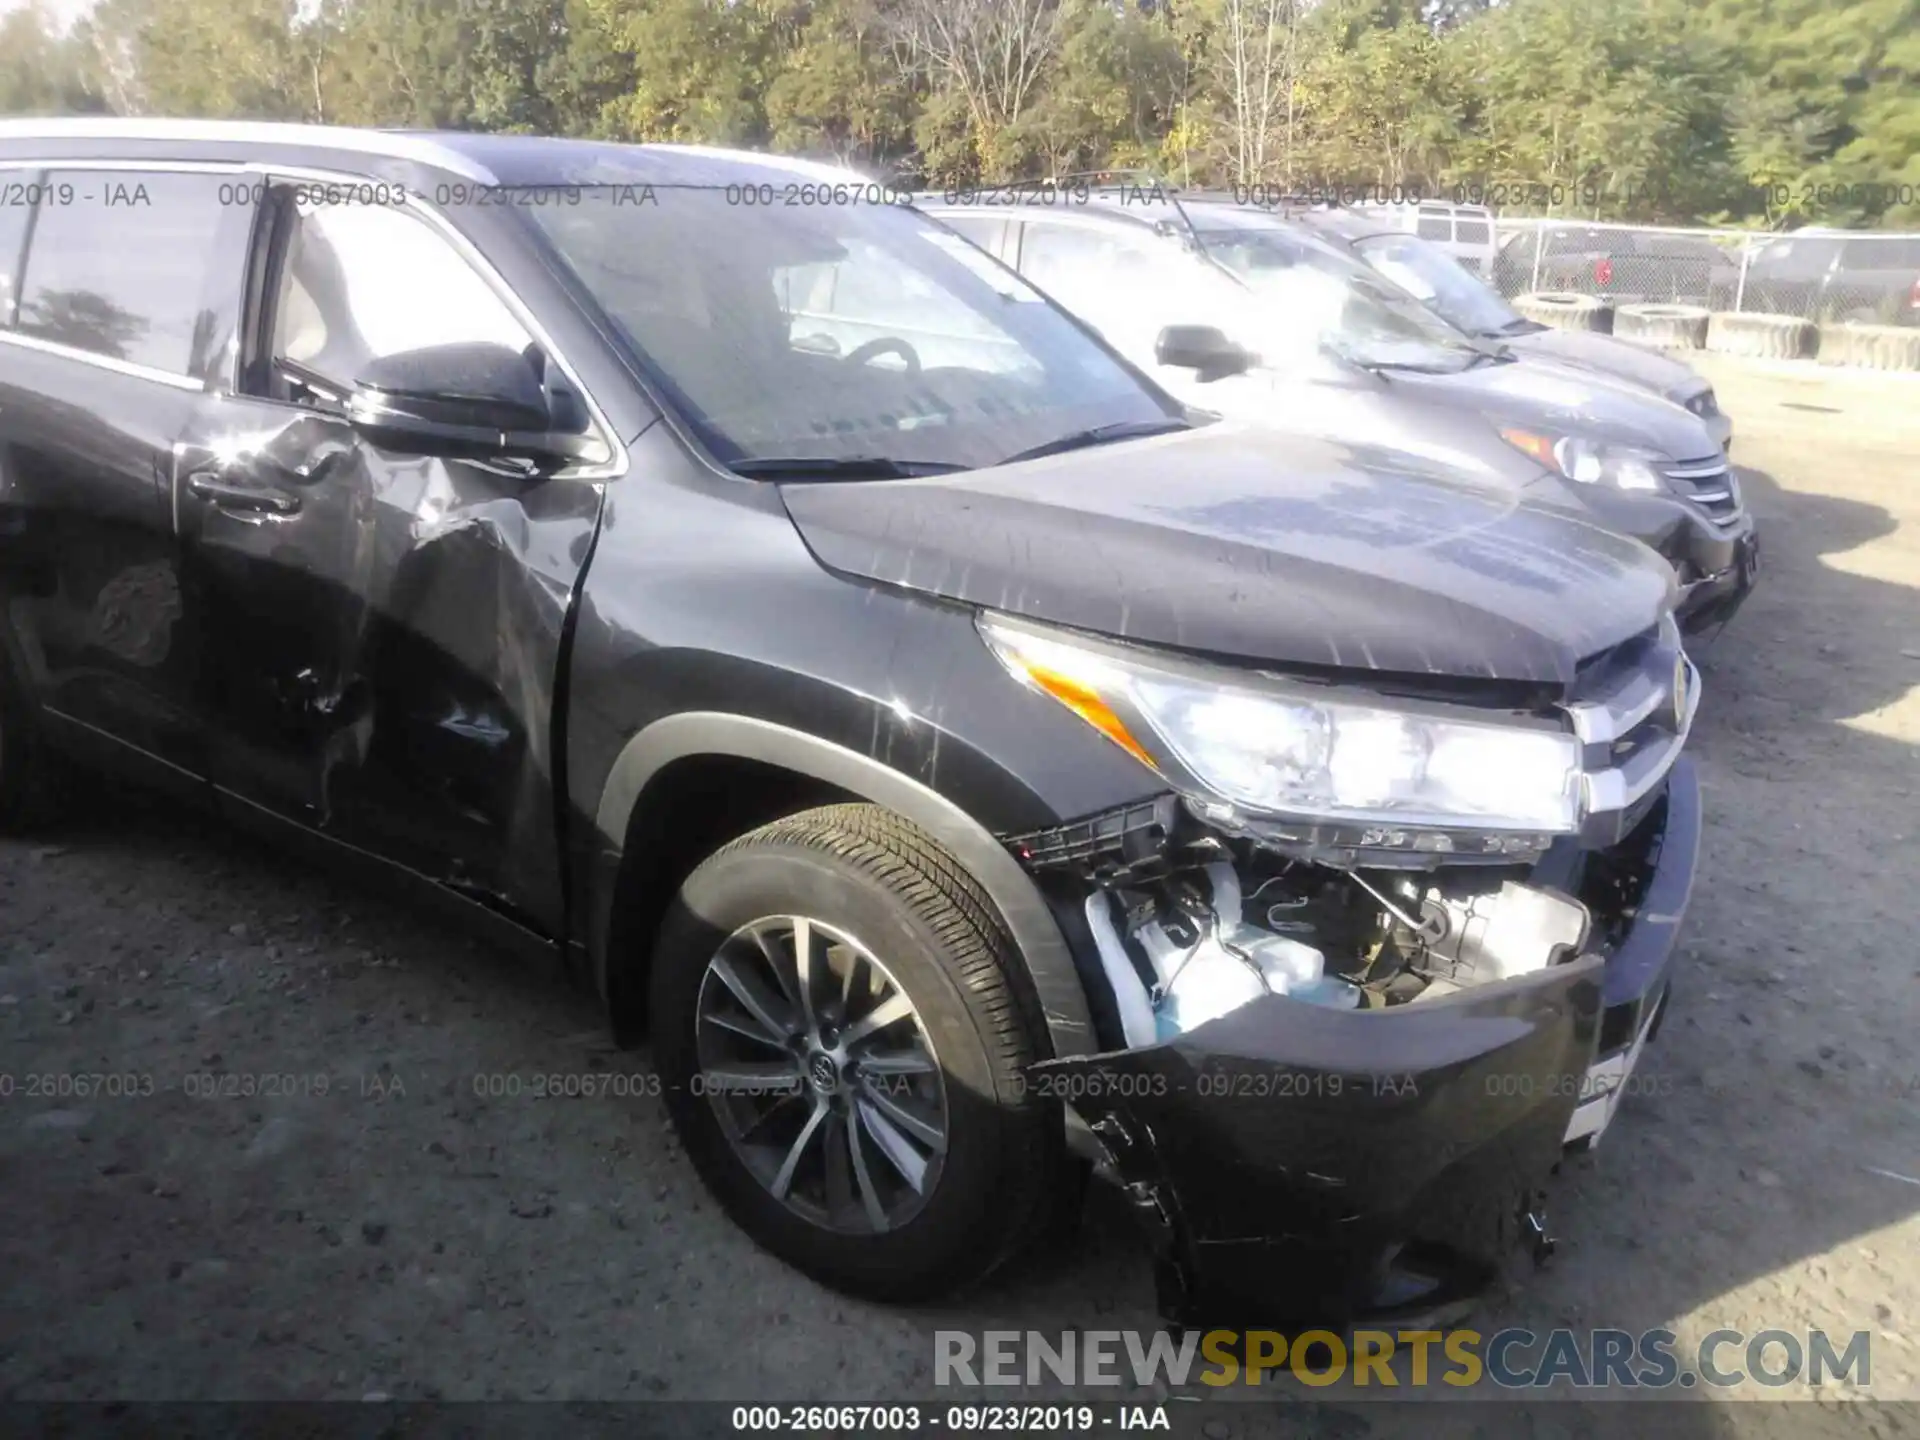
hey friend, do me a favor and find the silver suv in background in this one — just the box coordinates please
[1296,207,1733,452]
[923,189,1757,634]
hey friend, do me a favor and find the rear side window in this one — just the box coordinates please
[1018,223,1166,297]
[1416,214,1451,240]
[15,170,225,374]
[937,214,1006,258]
[1455,219,1490,243]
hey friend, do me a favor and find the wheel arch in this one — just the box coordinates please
[588,712,1098,1061]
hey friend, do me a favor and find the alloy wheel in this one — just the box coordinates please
[693,915,948,1233]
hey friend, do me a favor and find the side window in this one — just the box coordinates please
[1020,222,1249,370]
[1017,223,1161,327]
[15,169,225,374]
[1416,208,1451,241]
[936,214,1006,258]
[270,197,532,399]
[1456,218,1490,243]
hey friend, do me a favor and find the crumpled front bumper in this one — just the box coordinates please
[1677,525,1759,635]
[1031,760,1702,1330]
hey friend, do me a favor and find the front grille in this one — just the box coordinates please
[1662,455,1742,527]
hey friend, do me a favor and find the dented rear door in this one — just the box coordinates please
[172,183,604,938]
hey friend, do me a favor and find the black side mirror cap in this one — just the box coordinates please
[348,342,596,465]
[1154,324,1256,383]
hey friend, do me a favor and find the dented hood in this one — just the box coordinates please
[780,423,1676,687]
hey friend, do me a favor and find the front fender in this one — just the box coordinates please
[588,712,1100,1060]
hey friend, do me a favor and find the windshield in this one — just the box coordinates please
[1351,233,1528,338]
[1195,224,1489,372]
[527,189,1176,471]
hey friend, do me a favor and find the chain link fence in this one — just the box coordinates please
[1490,218,1920,365]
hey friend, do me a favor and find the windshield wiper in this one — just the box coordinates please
[1364,347,1507,375]
[728,456,969,480]
[998,419,1192,466]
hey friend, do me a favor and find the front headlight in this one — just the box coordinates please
[979,613,1582,836]
[1499,428,1666,492]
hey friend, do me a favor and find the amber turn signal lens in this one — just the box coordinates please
[1022,663,1158,771]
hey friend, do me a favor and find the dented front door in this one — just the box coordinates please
[172,397,600,938]
[171,186,605,939]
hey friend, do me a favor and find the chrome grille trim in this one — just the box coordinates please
[1564,620,1698,847]
[1662,456,1743,527]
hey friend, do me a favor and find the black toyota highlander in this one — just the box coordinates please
[0,120,1701,1327]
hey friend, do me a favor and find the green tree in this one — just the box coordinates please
[765,0,915,167]
[1012,0,1186,176]
[1448,0,1741,220]
[579,0,781,142]
[1295,0,1460,193]
[79,0,325,120]
[0,4,108,115]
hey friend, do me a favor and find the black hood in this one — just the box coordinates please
[1388,355,1718,459]
[1502,328,1708,403]
[781,423,1676,688]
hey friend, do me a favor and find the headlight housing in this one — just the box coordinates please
[979,613,1583,845]
[1499,429,1666,492]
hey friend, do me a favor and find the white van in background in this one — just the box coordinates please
[1351,200,1500,277]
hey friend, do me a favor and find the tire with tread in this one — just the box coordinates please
[1513,291,1612,333]
[1706,311,1816,359]
[650,802,1061,1301]
[1816,321,1920,371]
[1613,303,1710,349]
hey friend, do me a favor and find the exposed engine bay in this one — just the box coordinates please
[1014,794,1598,1046]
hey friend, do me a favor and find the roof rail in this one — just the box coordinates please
[0,117,498,182]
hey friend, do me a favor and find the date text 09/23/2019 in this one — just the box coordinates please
[730,1405,1171,1433]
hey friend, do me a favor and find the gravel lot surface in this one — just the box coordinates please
[1,356,1915,1437]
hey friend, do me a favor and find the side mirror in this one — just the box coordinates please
[348,342,597,465]
[1154,325,1256,383]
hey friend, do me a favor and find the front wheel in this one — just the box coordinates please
[651,804,1060,1300]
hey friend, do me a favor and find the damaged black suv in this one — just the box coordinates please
[0,121,1700,1326]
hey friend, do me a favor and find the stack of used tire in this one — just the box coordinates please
[1815,322,1920,371]
[1611,304,1711,349]
[1512,291,1920,369]
[1703,312,1817,359]
[1511,292,1613,334]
